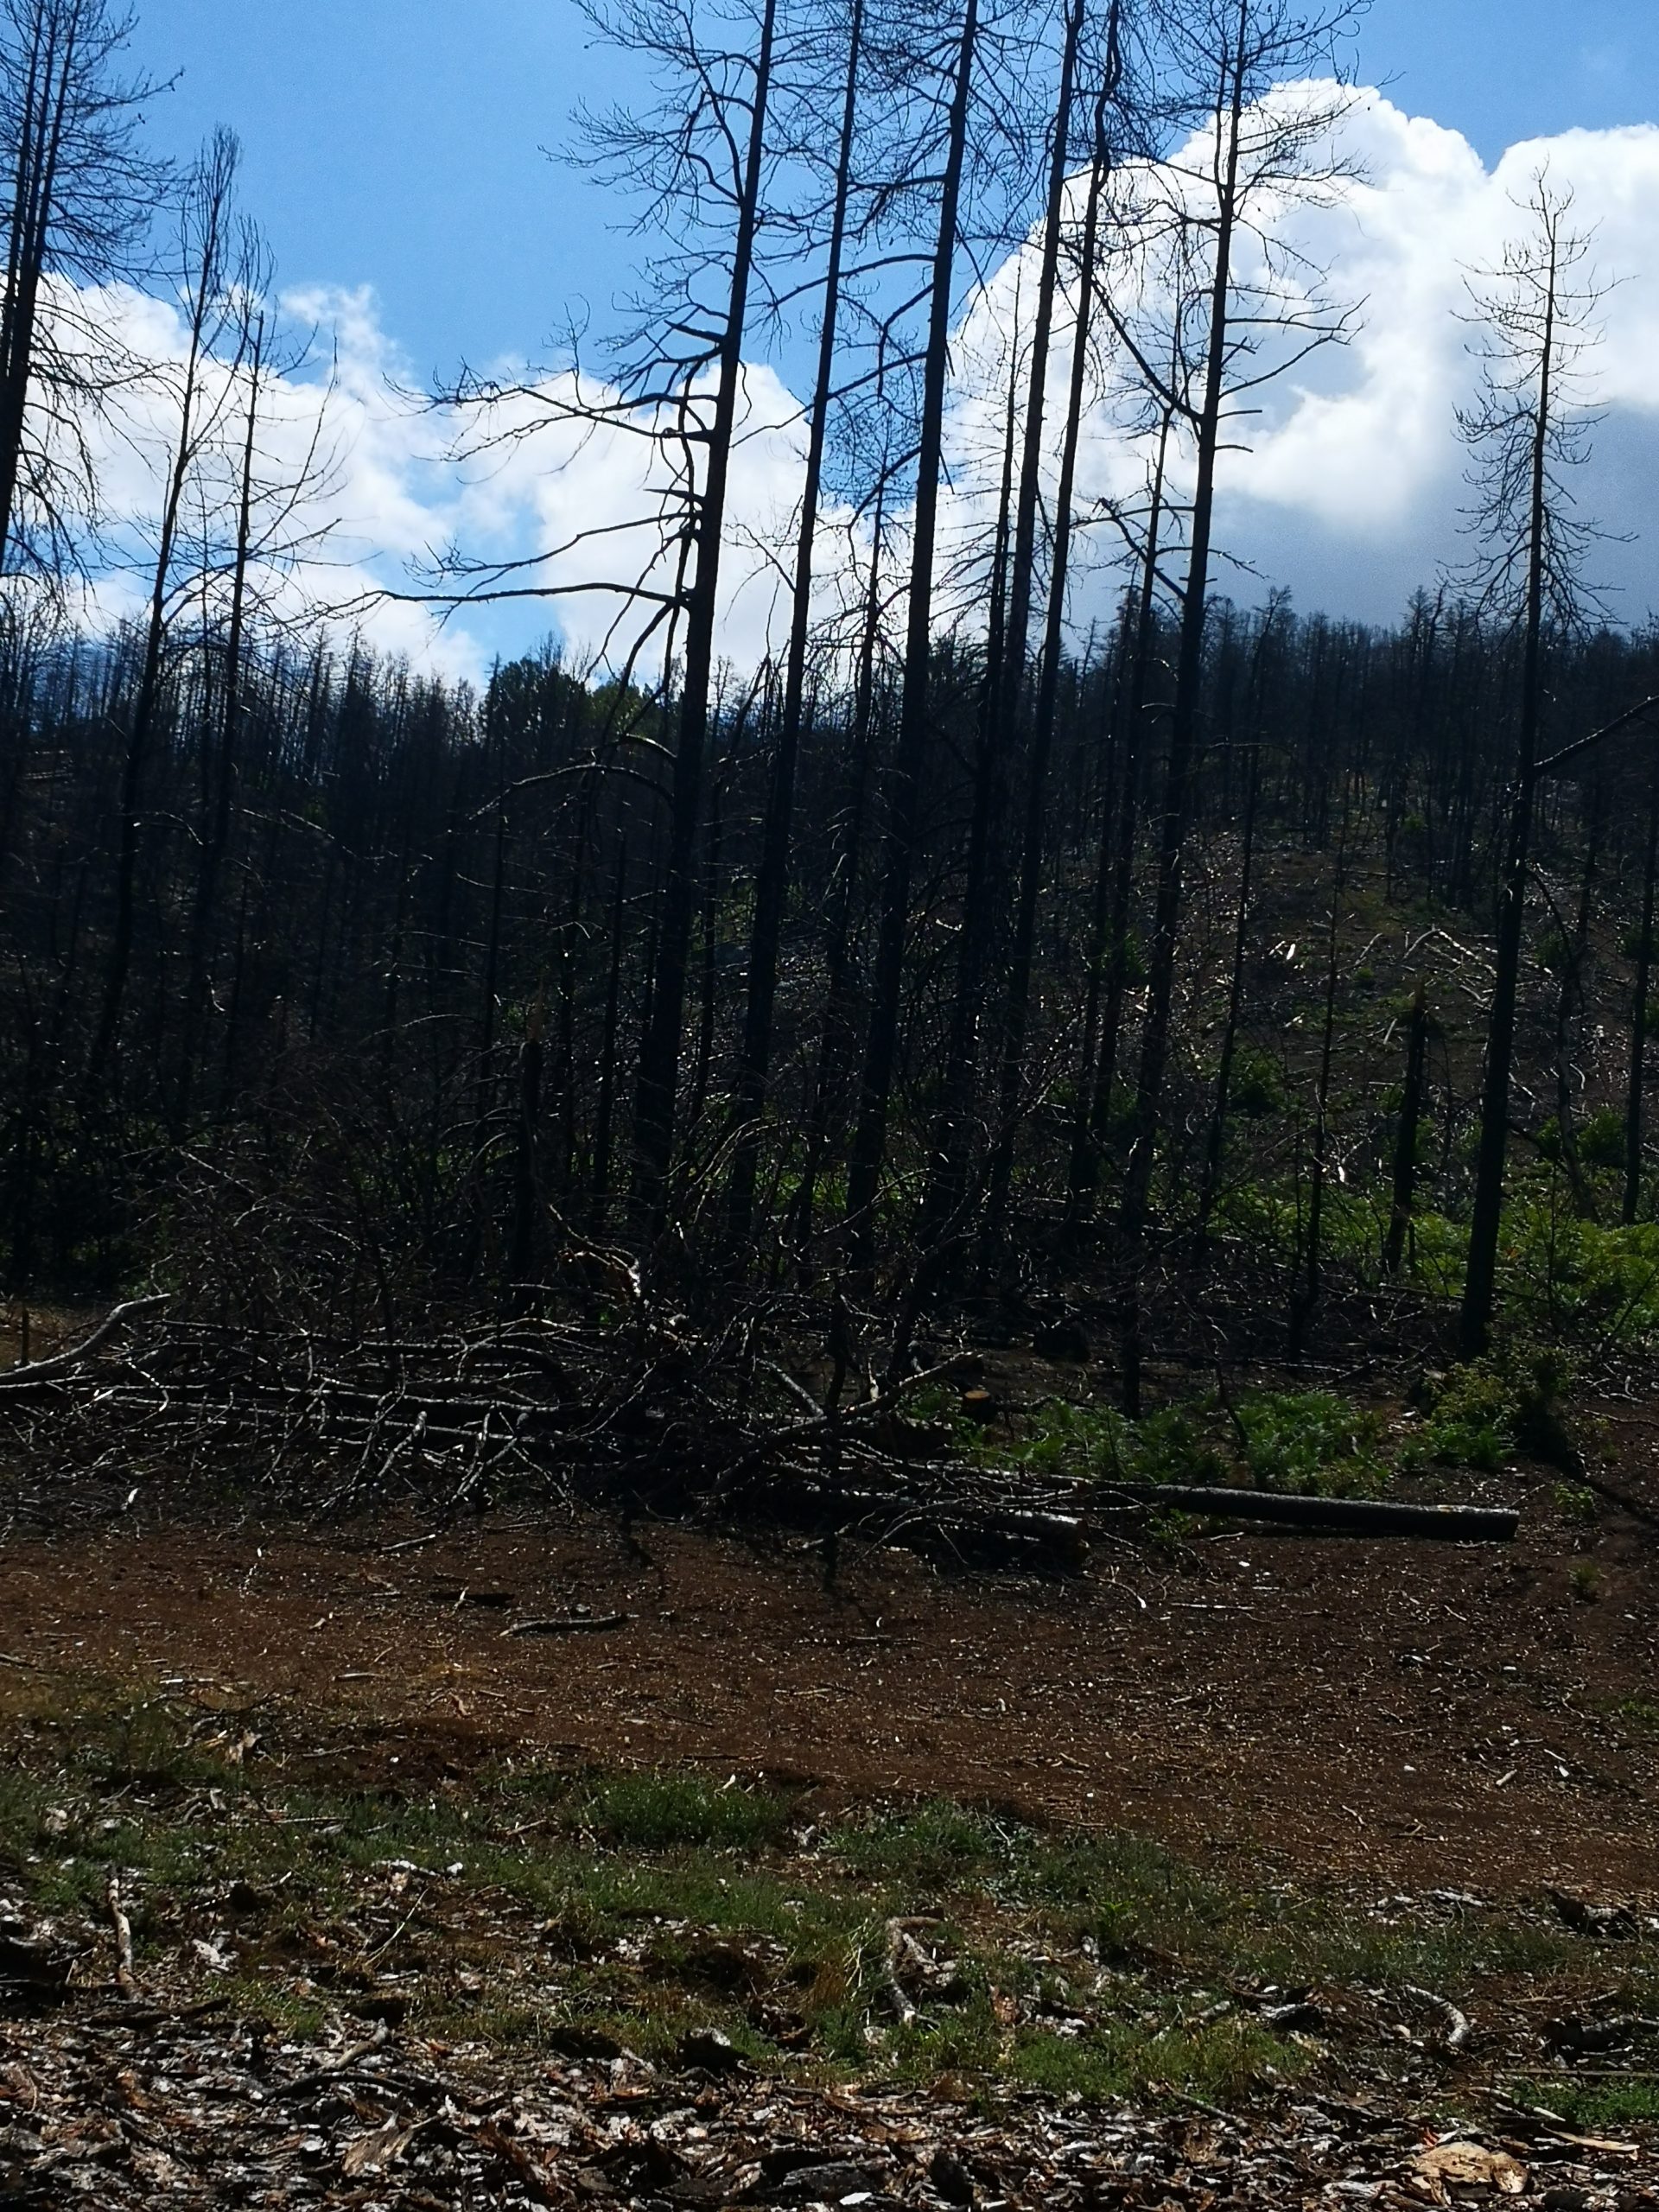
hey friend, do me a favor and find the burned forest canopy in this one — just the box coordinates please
[8,607,1659,1369]
[4,0,1659,1447]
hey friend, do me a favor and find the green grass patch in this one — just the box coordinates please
[571,1771,796,1853]
[828,1800,1003,1885]
[1007,2012,1300,2106]
[1511,2077,1659,2129]
[3,1688,1656,2122]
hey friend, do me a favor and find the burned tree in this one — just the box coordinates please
[0,0,165,586]
[1456,178,1606,1357]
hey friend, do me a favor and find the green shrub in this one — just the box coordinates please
[1506,1343,1580,1465]
[1401,1210,1468,1299]
[1535,927,1574,976]
[1230,1046,1287,1119]
[1405,1344,1578,1473]
[1405,1363,1515,1471]
[1134,1404,1232,1488]
[1499,1206,1659,1346]
[989,1396,1231,1491]
[1014,1389,1395,1501]
[1233,1390,1390,1497]
[1578,1109,1630,1172]
[1212,1183,1299,1259]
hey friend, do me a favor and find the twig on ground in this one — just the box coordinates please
[105,1872,137,1999]
[1407,1983,1471,2051]
[503,1613,630,1637]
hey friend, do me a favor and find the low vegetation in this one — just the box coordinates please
[3,1681,1655,2124]
[915,1338,1583,1511]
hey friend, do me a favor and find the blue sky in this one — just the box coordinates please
[97,1,1659,668]
[127,0,1659,379]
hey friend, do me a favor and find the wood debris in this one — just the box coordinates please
[5,1989,1653,2210]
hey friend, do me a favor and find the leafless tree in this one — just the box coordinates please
[1455,176,1609,1355]
[91,128,264,1075]
[0,0,168,588]
[1097,0,1362,1407]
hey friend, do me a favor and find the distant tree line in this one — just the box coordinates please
[4,596,1657,1353]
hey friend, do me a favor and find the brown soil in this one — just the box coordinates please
[4,1457,1656,1899]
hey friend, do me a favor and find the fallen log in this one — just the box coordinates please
[1091,1483,1517,1542]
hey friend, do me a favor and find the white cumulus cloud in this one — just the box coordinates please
[1141,92,1659,620]
[36,88,1659,678]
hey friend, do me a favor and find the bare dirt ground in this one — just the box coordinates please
[3,1460,1655,1899]
[4,1443,1659,2208]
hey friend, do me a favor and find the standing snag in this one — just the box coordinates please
[1454,177,1609,1357]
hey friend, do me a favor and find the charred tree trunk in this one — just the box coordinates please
[1117,36,1249,1413]
[1624,760,1659,1225]
[1384,979,1428,1274]
[631,0,778,1236]
[1287,823,1347,1357]
[1460,211,1563,1356]
[1194,712,1261,1243]
[507,987,546,1308]
[176,315,263,1136]
[592,833,629,1214]
[0,0,73,570]
[984,28,1117,1243]
[792,479,888,1252]
[689,780,722,1138]
[1063,599,1133,1232]
[1090,401,1172,1173]
[845,0,979,1262]
[91,135,238,1079]
[727,0,864,1247]
[922,307,1024,1236]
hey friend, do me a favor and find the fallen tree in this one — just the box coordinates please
[1091,1483,1519,1542]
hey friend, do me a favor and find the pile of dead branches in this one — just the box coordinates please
[0,1295,1100,1564]
[0,1296,1520,1559]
